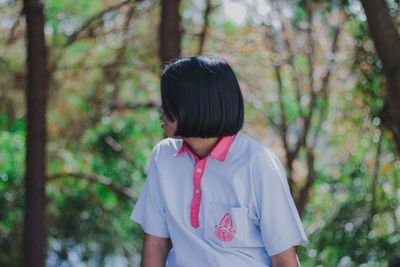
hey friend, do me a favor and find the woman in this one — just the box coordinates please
[131,55,308,267]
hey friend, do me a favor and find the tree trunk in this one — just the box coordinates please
[361,0,400,153]
[22,0,48,266]
[159,0,181,67]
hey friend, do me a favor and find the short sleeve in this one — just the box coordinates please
[253,148,309,256]
[130,148,169,238]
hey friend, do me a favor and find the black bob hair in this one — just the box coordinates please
[160,54,244,138]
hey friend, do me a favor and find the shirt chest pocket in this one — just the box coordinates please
[203,201,264,248]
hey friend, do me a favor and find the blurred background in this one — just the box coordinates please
[0,0,399,266]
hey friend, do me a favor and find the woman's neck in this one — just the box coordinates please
[183,136,220,159]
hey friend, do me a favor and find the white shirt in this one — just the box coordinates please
[131,130,309,267]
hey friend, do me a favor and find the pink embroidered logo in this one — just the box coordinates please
[214,212,236,242]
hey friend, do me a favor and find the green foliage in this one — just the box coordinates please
[1,0,399,266]
[0,122,25,266]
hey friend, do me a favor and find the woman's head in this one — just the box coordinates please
[160,54,244,138]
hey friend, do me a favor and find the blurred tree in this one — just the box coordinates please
[22,0,48,267]
[243,0,345,216]
[159,0,181,67]
[360,0,400,154]
[197,0,213,55]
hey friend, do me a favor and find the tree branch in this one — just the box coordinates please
[369,135,382,224]
[291,0,316,157]
[103,135,146,178]
[310,13,343,148]
[264,11,295,192]
[240,82,280,129]
[296,147,316,217]
[64,0,135,47]
[296,6,344,214]
[273,0,304,117]
[7,7,24,44]
[109,101,159,111]
[264,23,289,153]
[197,0,213,55]
[47,172,136,201]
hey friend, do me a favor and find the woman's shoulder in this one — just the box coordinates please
[150,137,182,160]
[238,131,276,158]
[238,131,283,170]
[235,133,288,191]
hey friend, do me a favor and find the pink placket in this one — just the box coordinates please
[173,134,237,228]
[190,155,207,228]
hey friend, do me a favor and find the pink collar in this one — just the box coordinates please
[173,134,237,162]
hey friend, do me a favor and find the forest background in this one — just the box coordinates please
[0,0,399,266]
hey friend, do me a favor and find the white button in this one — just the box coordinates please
[197,168,202,173]
[195,189,200,194]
